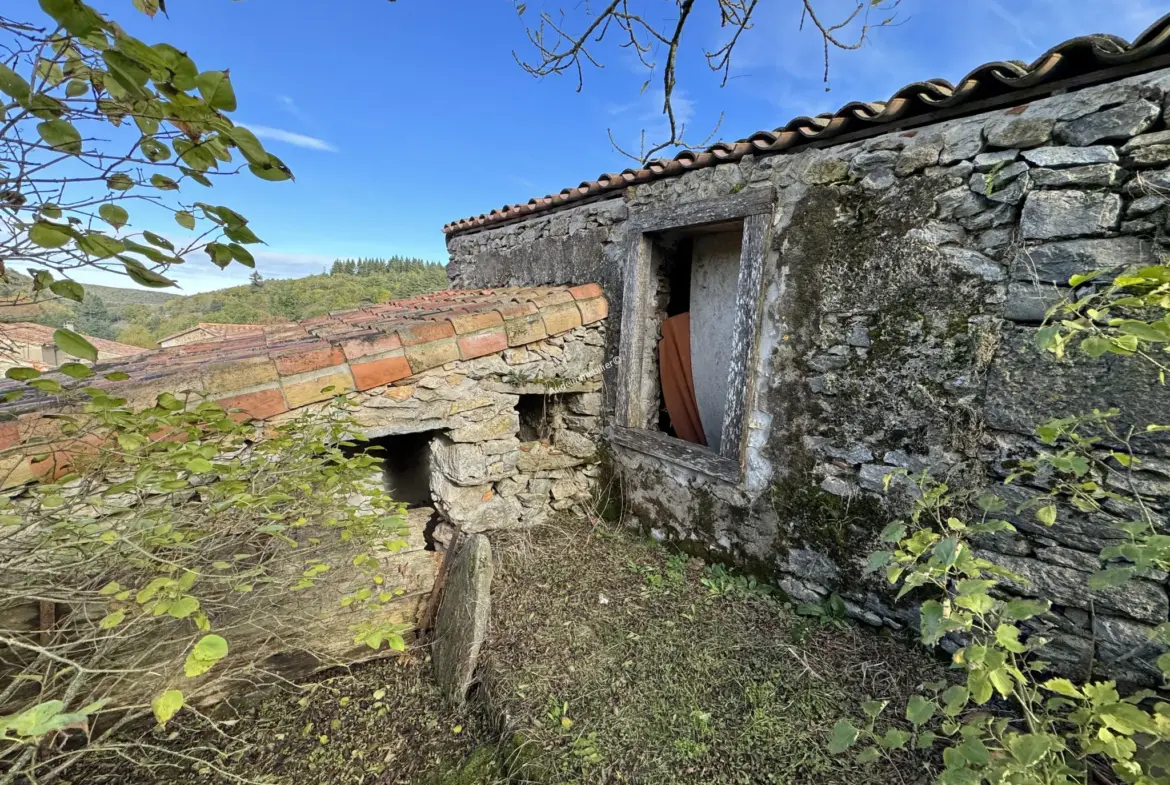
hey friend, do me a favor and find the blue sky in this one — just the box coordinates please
[39,0,1170,292]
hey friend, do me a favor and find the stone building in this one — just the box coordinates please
[0,286,608,685]
[442,17,1170,684]
[0,322,146,372]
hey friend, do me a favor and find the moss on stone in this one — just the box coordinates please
[769,479,888,584]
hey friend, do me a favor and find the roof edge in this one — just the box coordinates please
[444,14,1170,238]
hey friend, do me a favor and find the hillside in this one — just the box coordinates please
[0,257,449,348]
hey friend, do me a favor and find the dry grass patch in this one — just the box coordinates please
[479,518,946,784]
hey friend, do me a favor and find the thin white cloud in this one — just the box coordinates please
[240,123,339,153]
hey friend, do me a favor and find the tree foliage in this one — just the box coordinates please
[0,383,410,783]
[0,0,291,360]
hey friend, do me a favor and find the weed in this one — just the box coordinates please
[700,563,772,598]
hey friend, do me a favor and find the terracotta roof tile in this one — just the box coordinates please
[0,286,608,424]
[443,14,1170,235]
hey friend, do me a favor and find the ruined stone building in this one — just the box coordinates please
[7,16,1170,694]
[443,17,1170,685]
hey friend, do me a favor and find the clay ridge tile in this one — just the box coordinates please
[442,14,1170,236]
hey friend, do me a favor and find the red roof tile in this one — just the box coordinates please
[443,14,1170,235]
[0,286,609,423]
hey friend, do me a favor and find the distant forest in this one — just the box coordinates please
[1,257,448,349]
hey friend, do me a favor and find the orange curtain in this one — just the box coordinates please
[658,313,706,446]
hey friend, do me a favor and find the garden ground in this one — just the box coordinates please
[80,517,945,785]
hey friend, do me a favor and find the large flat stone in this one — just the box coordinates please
[1055,100,1160,146]
[1012,237,1157,284]
[431,435,520,486]
[976,549,1167,623]
[1003,281,1066,323]
[432,534,493,704]
[1021,146,1119,168]
[1029,164,1124,188]
[1020,190,1121,239]
[985,326,1170,451]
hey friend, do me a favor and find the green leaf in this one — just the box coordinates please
[1081,335,1111,359]
[184,633,228,678]
[49,279,84,302]
[1008,733,1054,767]
[865,550,892,573]
[195,70,236,111]
[151,690,183,727]
[879,522,906,544]
[133,0,162,17]
[995,624,1028,654]
[37,119,82,154]
[65,79,88,97]
[186,457,212,474]
[228,243,255,267]
[39,0,104,36]
[168,596,200,619]
[104,371,130,381]
[28,221,73,249]
[906,694,934,727]
[1041,678,1084,699]
[1089,566,1134,590]
[228,125,267,165]
[53,328,96,361]
[224,223,260,244]
[122,259,177,288]
[1002,598,1049,622]
[1035,504,1057,526]
[143,231,174,250]
[150,173,179,191]
[988,667,1014,699]
[175,210,196,230]
[28,379,62,393]
[107,172,135,191]
[5,367,41,381]
[77,233,125,259]
[59,362,93,379]
[98,204,129,229]
[0,63,32,103]
[827,719,859,754]
[879,728,911,750]
[249,153,293,182]
[99,610,125,629]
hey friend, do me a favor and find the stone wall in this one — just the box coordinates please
[0,301,607,706]
[446,67,1170,684]
[279,322,608,540]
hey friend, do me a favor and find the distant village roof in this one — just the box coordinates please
[442,13,1170,236]
[0,285,608,419]
[0,322,148,369]
[158,322,288,346]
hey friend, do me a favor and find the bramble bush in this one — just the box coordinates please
[830,262,1170,783]
[0,380,410,783]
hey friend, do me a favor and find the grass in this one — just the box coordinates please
[74,516,946,784]
[477,519,946,785]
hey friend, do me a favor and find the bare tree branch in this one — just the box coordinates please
[514,0,902,163]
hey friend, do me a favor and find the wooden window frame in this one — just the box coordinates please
[611,188,773,484]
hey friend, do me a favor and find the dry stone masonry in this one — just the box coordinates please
[0,286,609,682]
[446,67,1170,686]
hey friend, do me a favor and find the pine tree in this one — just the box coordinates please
[249,270,264,289]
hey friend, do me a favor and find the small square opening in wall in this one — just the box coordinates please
[516,393,557,442]
[359,431,437,509]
